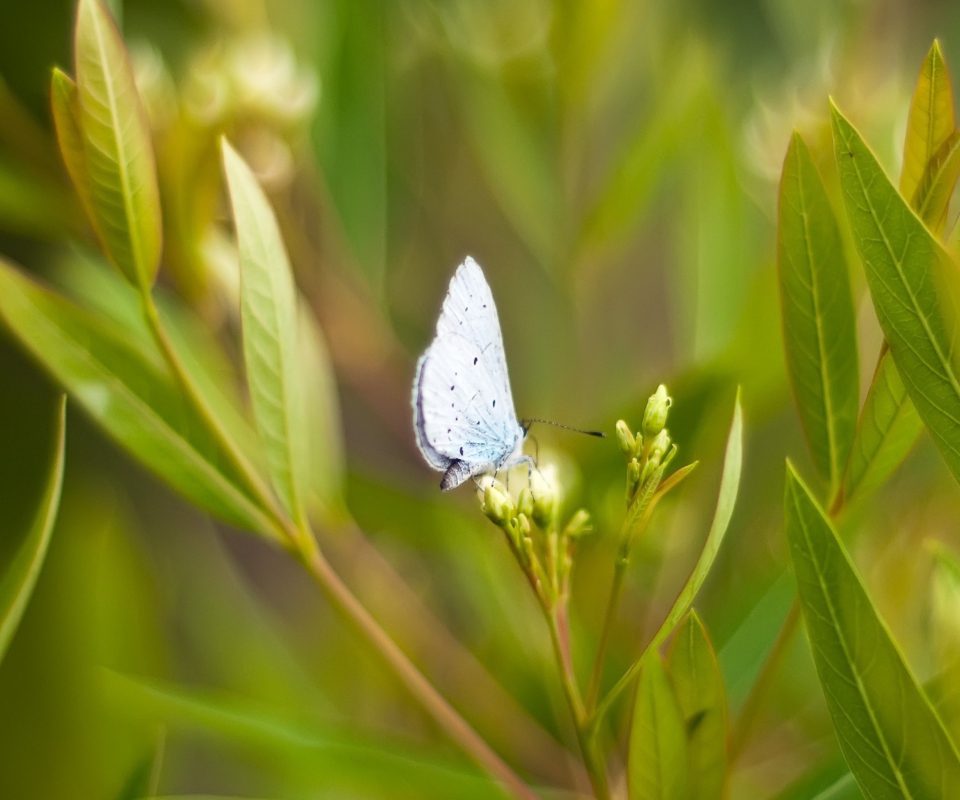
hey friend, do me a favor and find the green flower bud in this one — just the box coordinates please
[563,509,593,539]
[517,513,532,538]
[517,487,534,519]
[642,384,672,439]
[530,469,555,529]
[616,420,637,458]
[483,483,514,526]
[639,457,657,488]
[648,428,671,465]
[626,458,641,500]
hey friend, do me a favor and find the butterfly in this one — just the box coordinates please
[412,257,533,490]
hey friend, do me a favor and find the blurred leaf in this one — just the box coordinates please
[0,259,273,534]
[74,0,162,290]
[778,131,859,495]
[929,541,960,668]
[222,140,307,528]
[900,40,954,204]
[666,611,726,800]
[913,130,960,235]
[0,72,59,179]
[0,155,77,239]
[784,462,960,798]
[775,764,864,800]
[840,347,923,506]
[627,654,687,800]
[104,672,515,800]
[298,302,344,520]
[0,396,64,665]
[832,102,960,487]
[596,393,742,721]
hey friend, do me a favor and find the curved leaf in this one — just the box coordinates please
[628,655,687,800]
[900,40,955,203]
[0,259,273,534]
[832,102,960,487]
[785,462,960,799]
[666,611,727,800]
[778,131,859,493]
[222,140,307,527]
[74,0,162,290]
[913,130,960,235]
[840,347,923,506]
[0,396,65,664]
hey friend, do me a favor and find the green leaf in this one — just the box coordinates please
[0,396,65,664]
[0,259,273,534]
[628,654,688,800]
[222,139,307,527]
[900,40,955,203]
[831,102,960,487]
[840,347,924,506]
[74,0,162,290]
[784,462,960,799]
[912,130,960,235]
[778,131,859,493]
[929,541,960,668]
[595,392,742,723]
[666,611,727,800]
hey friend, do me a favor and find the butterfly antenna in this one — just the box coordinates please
[521,418,606,438]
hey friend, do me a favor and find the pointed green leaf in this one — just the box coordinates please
[666,611,727,800]
[0,397,65,664]
[628,654,688,800]
[832,102,960,487]
[222,139,307,527]
[595,393,742,723]
[0,259,273,534]
[784,462,960,799]
[50,68,103,242]
[841,347,924,505]
[74,0,162,290]
[900,40,955,203]
[778,131,859,492]
[913,130,960,235]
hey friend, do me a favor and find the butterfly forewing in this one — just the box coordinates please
[414,258,521,473]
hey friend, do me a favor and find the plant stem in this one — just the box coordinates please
[728,599,800,762]
[546,604,610,800]
[299,538,542,800]
[585,557,627,712]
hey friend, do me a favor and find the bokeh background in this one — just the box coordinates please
[2,0,960,797]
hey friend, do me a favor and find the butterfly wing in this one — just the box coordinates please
[413,258,521,479]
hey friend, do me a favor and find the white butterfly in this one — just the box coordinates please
[412,257,532,490]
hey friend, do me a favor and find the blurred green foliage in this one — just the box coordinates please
[2,0,960,798]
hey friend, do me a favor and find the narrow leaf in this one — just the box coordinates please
[628,655,688,800]
[222,139,307,527]
[832,102,960,486]
[913,130,960,235]
[900,40,955,203]
[929,541,960,668]
[0,259,273,534]
[74,0,162,289]
[784,462,960,799]
[666,611,727,800]
[840,347,924,506]
[0,397,65,664]
[596,393,742,723]
[778,131,859,493]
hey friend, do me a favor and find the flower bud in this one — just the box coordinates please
[517,513,532,538]
[563,509,593,539]
[483,483,514,526]
[517,487,534,519]
[648,428,671,465]
[626,458,641,500]
[530,469,555,528]
[616,420,637,458]
[642,384,672,439]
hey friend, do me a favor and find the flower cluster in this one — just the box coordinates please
[617,384,677,506]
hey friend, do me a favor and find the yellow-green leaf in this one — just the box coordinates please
[222,139,307,527]
[0,259,272,534]
[628,654,688,800]
[778,131,859,494]
[666,612,727,800]
[840,347,923,506]
[832,102,960,486]
[785,462,960,799]
[913,130,960,235]
[74,0,162,290]
[0,397,65,664]
[900,40,955,203]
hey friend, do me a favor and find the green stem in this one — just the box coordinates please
[585,557,627,712]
